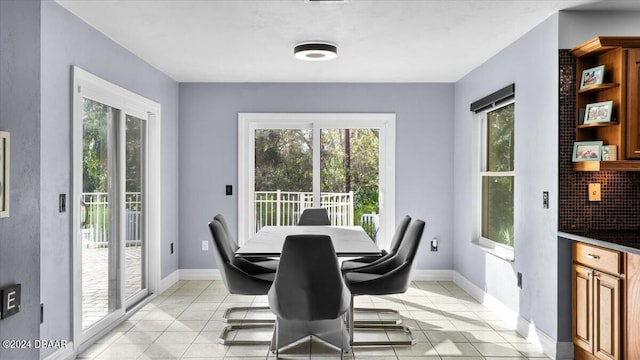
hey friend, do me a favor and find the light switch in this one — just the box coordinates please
[589,183,601,201]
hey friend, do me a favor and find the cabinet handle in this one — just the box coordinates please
[586,253,600,260]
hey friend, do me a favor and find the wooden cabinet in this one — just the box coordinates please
[572,242,640,360]
[625,253,640,360]
[626,49,640,159]
[571,37,640,171]
[572,244,621,360]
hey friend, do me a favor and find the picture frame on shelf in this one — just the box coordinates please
[0,131,9,218]
[580,65,605,89]
[573,141,603,162]
[602,145,618,161]
[584,100,613,124]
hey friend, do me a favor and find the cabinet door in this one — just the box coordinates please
[593,271,620,360]
[573,264,594,353]
[627,48,640,159]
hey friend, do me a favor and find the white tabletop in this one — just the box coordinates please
[236,225,381,258]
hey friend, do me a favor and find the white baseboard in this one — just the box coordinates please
[42,341,74,360]
[159,269,180,293]
[452,271,563,360]
[411,269,454,281]
[175,269,449,282]
[179,268,222,280]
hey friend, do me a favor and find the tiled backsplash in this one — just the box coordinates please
[558,50,640,231]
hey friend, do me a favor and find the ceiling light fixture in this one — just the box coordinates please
[294,42,337,61]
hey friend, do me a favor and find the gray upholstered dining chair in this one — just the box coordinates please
[343,219,426,346]
[208,220,274,344]
[268,234,351,358]
[213,214,280,325]
[341,215,411,272]
[297,208,331,225]
[214,214,278,271]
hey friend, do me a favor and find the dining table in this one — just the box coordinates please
[235,225,381,258]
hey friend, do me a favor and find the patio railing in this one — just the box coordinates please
[254,190,354,232]
[82,192,142,248]
[82,190,358,246]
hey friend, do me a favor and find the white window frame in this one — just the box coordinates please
[238,113,396,248]
[71,66,162,349]
[472,100,515,262]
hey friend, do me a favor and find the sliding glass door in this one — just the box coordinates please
[80,98,121,331]
[73,67,158,346]
[240,114,395,247]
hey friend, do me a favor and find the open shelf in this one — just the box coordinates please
[577,121,619,129]
[579,83,619,94]
[573,160,640,172]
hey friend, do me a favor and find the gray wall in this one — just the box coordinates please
[39,1,180,355]
[452,14,560,342]
[178,83,455,271]
[0,1,42,359]
[559,11,640,49]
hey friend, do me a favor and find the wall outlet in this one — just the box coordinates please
[517,272,523,288]
[171,243,174,254]
[202,240,209,251]
[542,191,549,209]
[589,183,601,201]
[430,238,438,252]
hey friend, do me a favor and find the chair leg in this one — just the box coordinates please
[218,323,274,345]
[223,305,275,324]
[353,307,402,325]
[349,295,354,346]
[348,296,415,347]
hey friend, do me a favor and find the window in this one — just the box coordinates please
[475,101,515,258]
[239,113,396,248]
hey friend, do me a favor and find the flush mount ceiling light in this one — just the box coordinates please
[294,42,337,61]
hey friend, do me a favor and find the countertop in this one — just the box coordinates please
[558,229,640,255]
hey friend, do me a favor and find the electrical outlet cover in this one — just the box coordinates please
[589,183,601,201]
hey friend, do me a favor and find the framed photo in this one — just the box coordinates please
[602,145,618,161]
[584,101,613,124]
[0,131,9,218]
[580,65,605,89]
[573,141,603,162]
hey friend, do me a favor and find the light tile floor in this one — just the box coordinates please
[77,280,550,360]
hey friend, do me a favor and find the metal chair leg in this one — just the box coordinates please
[223,306,274,324]
[348,295,415,347]
[218,323,274,345]
[353,307,402,325]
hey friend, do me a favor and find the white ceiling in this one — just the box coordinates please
[55,0,640,83]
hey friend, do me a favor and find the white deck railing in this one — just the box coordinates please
[254,190,354,232]
[82,190,356,246]
[82,192,142,248]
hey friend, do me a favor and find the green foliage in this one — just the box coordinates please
[482,103,515,247]
[254,129,312,192]
[254,128,380,226]
[82,99,109,193]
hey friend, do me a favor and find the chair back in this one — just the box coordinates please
[297,208,331,226]
[268,235,350,321]
[388,215,411,254]
[214,214,238,251]
[395,219,425,266]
